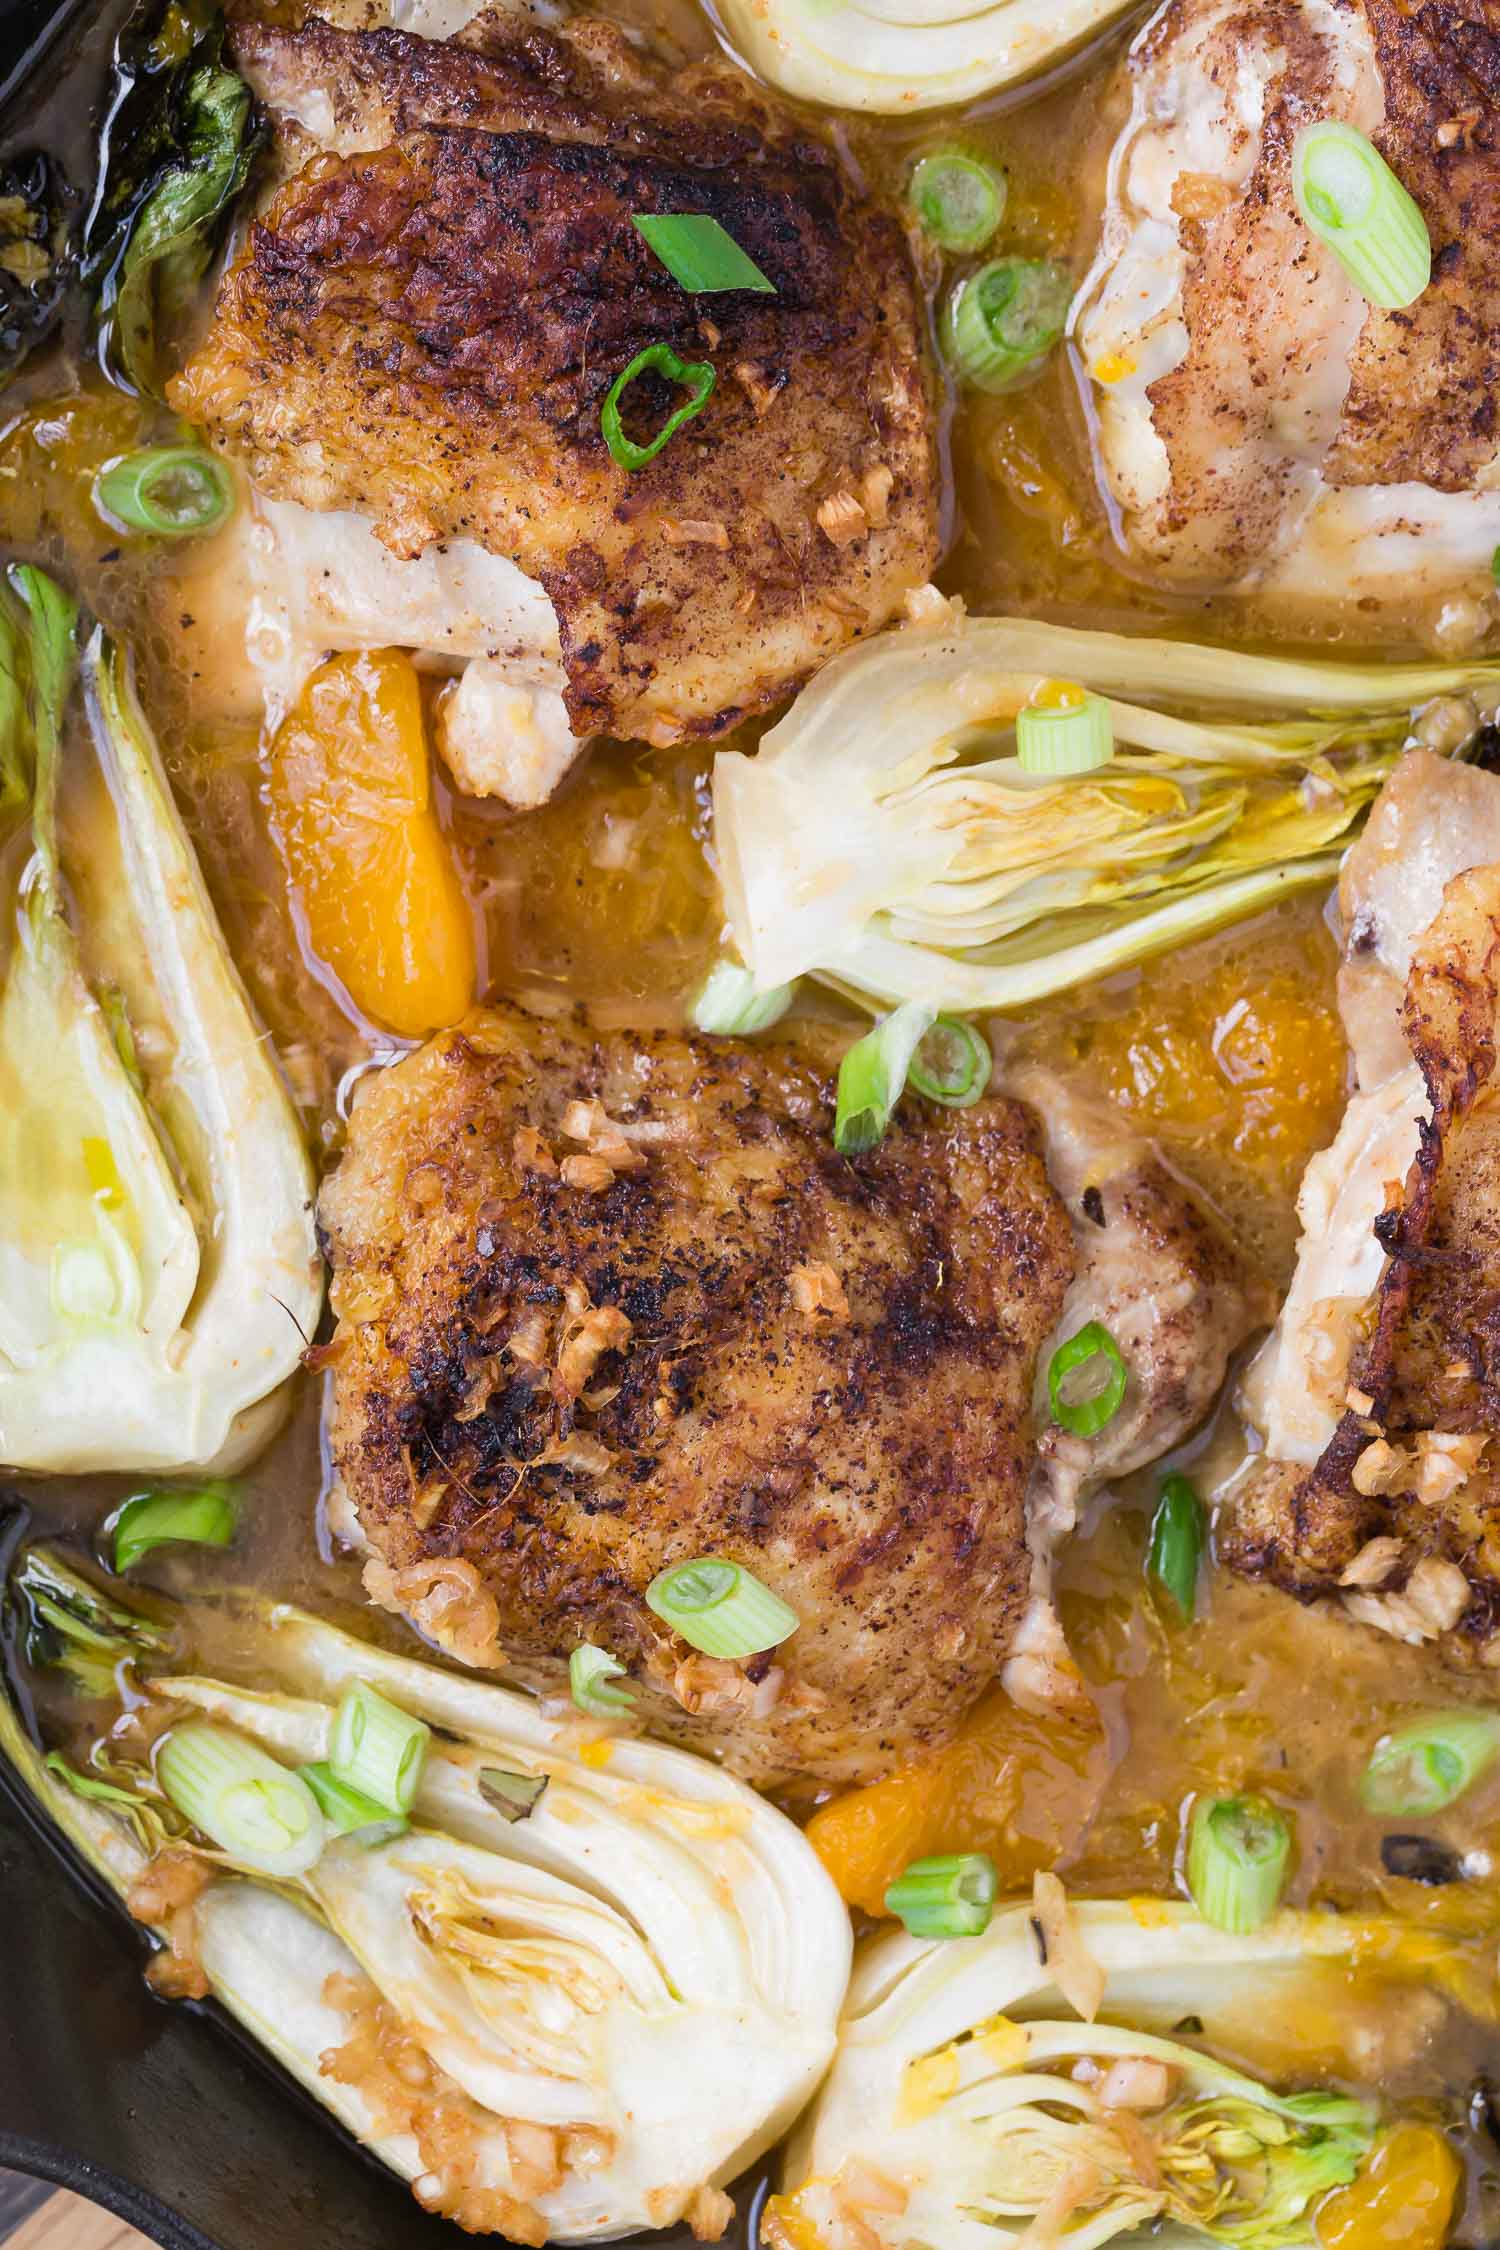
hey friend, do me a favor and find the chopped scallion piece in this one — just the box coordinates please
[690,959,795,1036]
[329,1682,430,1814]
[884,1851,997,1938]
[570,1643,635,1716]
[93,446,234,538]
[1186,1794,1291,1934]
[1359,1710,1500,1817]
[1147,1473,1205,1620]
[940,256,1072,395]
[1016,680,1113,775]
[601,343,717,472]
[909,150,1007,256]
[1491,545,1500,586]
[478,1767,550,1823]
[299,1761,408,1846]
[1292,121,1430,310]
[631,213,776,295]
[834,1001,935,1155]
[111,1482,238,1574]
[156,1720,326,1878]
[646,1556,799,1658]
[907,1016,992,1107]
[1047,1320,1128,1437]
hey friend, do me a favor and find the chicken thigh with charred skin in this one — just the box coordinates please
[171,8,937,771]
[316,1006,1259,1788]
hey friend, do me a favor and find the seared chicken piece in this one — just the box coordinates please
[318,1007,1074,1790]
[1000,1067,1267,1709]
[170,12,937,754]
[1075,0,1500,614]
[1229,752,1500,1658]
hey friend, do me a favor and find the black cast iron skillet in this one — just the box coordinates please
[0,0,784,2216]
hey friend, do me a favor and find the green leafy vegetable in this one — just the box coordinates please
[0,152,74,388]
[784,1898,1390,2248]
[834,1001,934,1153]
[713,613,1500,1012]
[13,1544,173,1695]
[1148,1472,1206,1619]
[83,0,262,396]
[0,595,321,1472]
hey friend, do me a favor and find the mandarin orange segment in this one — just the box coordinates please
[806,1688,1100,1916]
[1316,2124,1461,2250]
[267,648,476,1040]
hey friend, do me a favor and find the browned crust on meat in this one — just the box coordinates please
[1325,0,1500,491]
[316,1006,1075,1789]
[1224,866,1500,1647]
[170,16,936,746]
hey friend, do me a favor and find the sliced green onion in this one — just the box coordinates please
[298,1761,409,1846]
[1292,121,1431,310]
[884,1851,998,1938]
[1359,1711,1500,1817]
[329,1682,430,1814]
[1016,681,1114,775]
[601,343,717,472]
[156,1720,326,1878]
[1186,1794,1291,1934]
[478,1767,550,1823]
[111,1483,238,1574]
[93,446,234,538]
[1147,1473,1205,1621]
[907,1015,992,1107]
[909,150,1007,255]
[570,1643,636,1716]
[834,1000,936,1155]
[1048,1320,1128,1437]
[632,213,776,295]
[690,959,795,1035]
[940,256,1072,395]
[646,1555,799,1658]
[1491,545,1500,586]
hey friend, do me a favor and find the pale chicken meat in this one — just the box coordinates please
[1229,748,1500,1659]
[1075,0,1500,616]
[317,1007,1260,1783]
[170,10,937,757]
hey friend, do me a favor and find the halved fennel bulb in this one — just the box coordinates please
[712,0,1139,113]
[712,606,1500,1012]
[776,1900,1489,2249]
[1,1555,851,2242]
[0,575,321,1473]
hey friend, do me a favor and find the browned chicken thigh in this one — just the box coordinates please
[318,1006,1261,1786]
[170,11,937,748]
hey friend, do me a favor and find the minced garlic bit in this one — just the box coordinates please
[1343,1555,1470,1645]
[789,1260,850,1320]
[1415,1430,1487,1506]
[1350,1437,1411,1497]
[1338,1535,1404,1589]
[554,1285,632,1400]
[514,1125,557,1177]
[860,464,894,527]
[561,1152,619,1192]
[817,490,869,547]
[688,2186,737,2242]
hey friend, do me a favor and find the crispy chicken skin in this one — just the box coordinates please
[170,13,937,748]
[1229,755,1500,1659]
[1076,0,1500,604]
[317,1007,1074,1789]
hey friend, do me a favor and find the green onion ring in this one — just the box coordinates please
[1047,1320,1128,1437]
[600,343,717,472]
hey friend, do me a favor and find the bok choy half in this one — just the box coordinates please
[712,610,1500,1014]
[0,571,320,1473]
[2,1547,851,2243]
[709,0,1140,112]
[775,1899,1492,2250]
